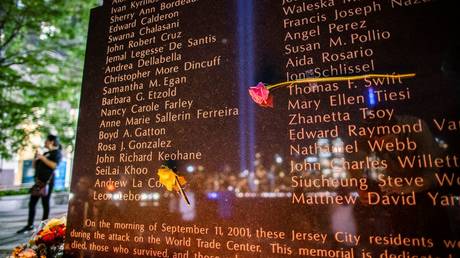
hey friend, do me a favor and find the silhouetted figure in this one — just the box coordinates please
[17,134,62,233]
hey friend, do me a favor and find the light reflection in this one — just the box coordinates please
[322,168,332,176]
[435,137,448,149]
[306,156,318,163]
[367,87,376,107]
[275,154,283,164]
[98,137,373,211]
[235,192,292,198]
[237,0,256,177]
[112,192,122,200]
[126,136,392,219]
[140,193,148,200]
[186,165,195,173]
[207,192,219,200]
[152,192,160,201]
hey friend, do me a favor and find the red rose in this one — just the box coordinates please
[248,82,273,108]
[56,226,66,238]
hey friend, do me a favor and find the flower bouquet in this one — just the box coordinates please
[10,217,66,258]
[10,246,38,258]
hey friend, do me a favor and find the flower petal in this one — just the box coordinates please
[157,166,187,192]
[248,82,273,108]
[260,94,273,107]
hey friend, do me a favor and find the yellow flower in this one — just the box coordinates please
[157,166,186,192]
[42,216,66,232]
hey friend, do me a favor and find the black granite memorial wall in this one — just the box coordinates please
[65,0,459,257]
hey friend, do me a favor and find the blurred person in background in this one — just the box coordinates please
[17,134,62,233]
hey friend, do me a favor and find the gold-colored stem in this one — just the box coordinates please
[175,175,191,207]
[266,73,416,90]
